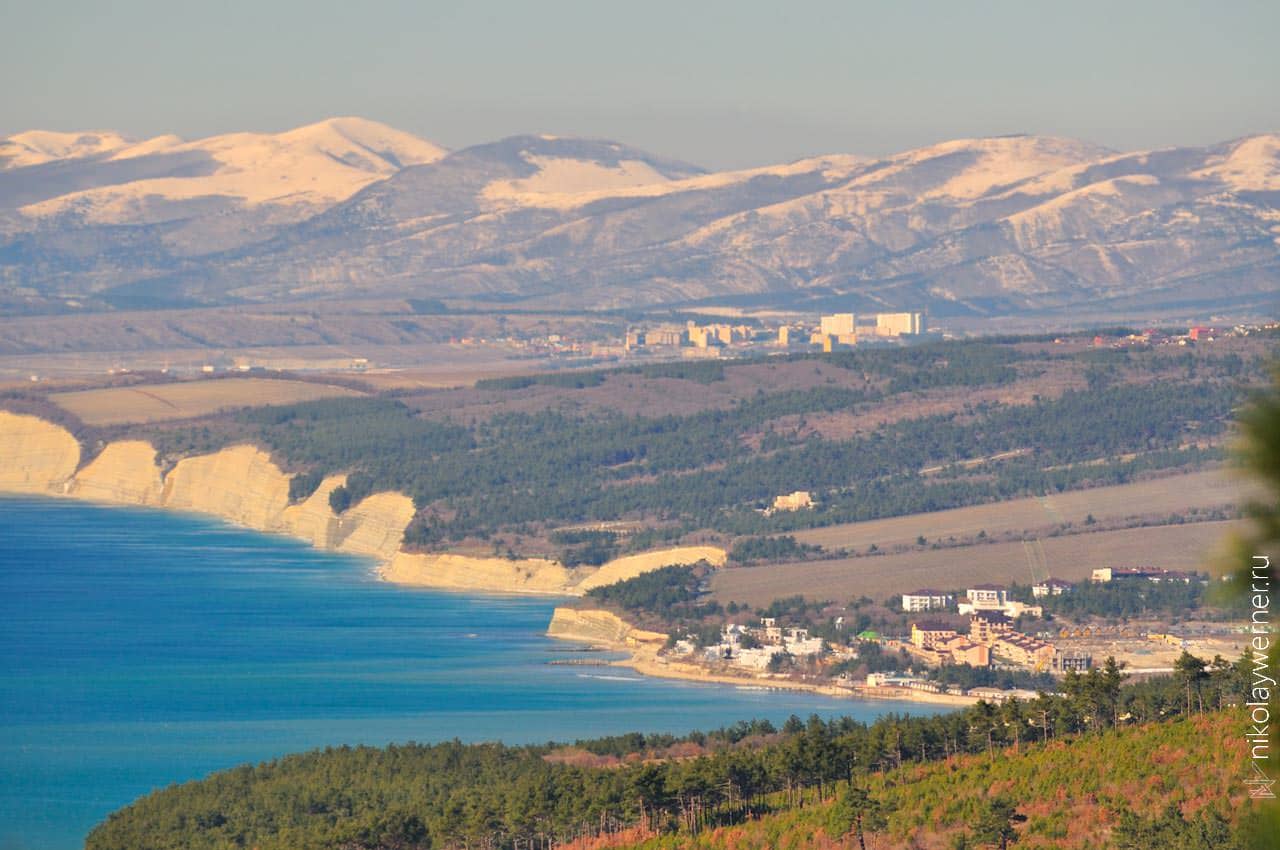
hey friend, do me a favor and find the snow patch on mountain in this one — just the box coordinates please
[917,136,1113,199]
[16,117,446,223]
[0,130,134,168]
[482,155,676,207]
[1194,134,1280,191]
[482,153,869,210]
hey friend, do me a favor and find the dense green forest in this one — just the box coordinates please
[130,338,1262,550]
[86,663,1254,850]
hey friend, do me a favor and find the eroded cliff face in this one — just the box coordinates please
[0,415,417,566]
[572,545,728,592]
[70,440,164,505]
[163,445,293,530]
[334,492,417,561]
[280,475,348,548]
[0,413,726,597]
[546,607,667,647]
[381,551,582,594]
[0,411,80,493]
[380,543,730,596]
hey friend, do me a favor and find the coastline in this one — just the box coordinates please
[0,410,969,710]
[0,410,725,598]
[546,606,979,707]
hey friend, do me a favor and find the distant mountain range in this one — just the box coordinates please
[2,117,1277,318]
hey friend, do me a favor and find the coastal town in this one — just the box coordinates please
[618,563,1246,706]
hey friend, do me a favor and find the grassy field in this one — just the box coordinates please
[51,377,364,425]
[789,468,1251,552]
[710,519,1243,606]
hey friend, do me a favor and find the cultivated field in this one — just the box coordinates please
[710,519,1243,606]
[790,468,1253,552]
[51,378,363,425]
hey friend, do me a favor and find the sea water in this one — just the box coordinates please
[0,497,935,849]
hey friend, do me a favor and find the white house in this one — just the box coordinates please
[966,584,1008,608]
[1032,578,1073,598]
[901,589,955,612]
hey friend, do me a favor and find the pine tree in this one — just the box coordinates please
[971,797,1025,849]
[828,784,887,850]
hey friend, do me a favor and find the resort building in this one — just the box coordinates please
[969,611,1013,644]
[959,584,1041,617]
[992,633,1056,671]
[910,621,958,650]
[965,584,1008,608]
[901,589,955,612]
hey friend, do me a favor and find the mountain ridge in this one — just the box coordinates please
[1,119,1277,318]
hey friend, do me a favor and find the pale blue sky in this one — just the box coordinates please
[3,0,1278,167]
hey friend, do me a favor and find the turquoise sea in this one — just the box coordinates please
[0,496,934,850]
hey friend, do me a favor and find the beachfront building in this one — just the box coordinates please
[703,618,825,671]
[968,687,1042,703]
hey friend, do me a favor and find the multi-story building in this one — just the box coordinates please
[965,584,1009,609]
[959,584,1041,617]
[647,328,684,346]
[992,633,1056,670]
[901,589,955,612]
[970,611,1012,644]
[939,636,991,667]
[911,621,958,650]
[820,313,856,338]
[874,312,926,337]
[1053,651,1093,672]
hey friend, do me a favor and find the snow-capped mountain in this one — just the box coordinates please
[1,119,1277,318]
[2,117,445,225]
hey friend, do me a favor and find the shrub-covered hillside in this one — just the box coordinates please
[615,711,1249,850]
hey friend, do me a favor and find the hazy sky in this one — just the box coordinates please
[4,0,1278,168]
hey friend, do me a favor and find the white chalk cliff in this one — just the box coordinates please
[0,411,724,595]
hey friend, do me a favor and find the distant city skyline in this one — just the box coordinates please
[3,0,1278,168]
